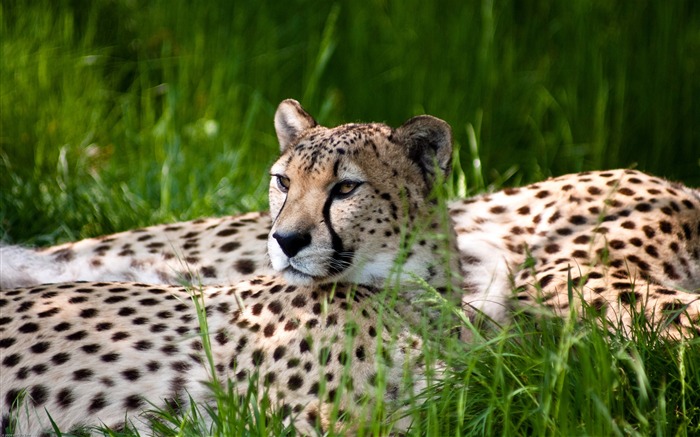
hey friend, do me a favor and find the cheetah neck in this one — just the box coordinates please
[396,211,462,295]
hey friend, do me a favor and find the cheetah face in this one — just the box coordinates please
[267,99,453,287]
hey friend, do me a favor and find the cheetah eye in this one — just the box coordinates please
[333,180,363,198]
[274,175,290,193]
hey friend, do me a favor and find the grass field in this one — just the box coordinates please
[2,0,699,435]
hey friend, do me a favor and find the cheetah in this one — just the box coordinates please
[2,100,461,434]
[2,99,699,338]
[0,279,426,434]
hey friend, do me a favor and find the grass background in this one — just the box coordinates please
[1,1,700,435]
[1,0,699,245]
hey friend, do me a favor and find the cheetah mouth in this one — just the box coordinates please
[281,265,323,284]
[282,263,352,286]
[272,248,356,285]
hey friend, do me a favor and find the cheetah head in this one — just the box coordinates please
[268,99,455,288]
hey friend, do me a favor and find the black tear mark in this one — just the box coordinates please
[323,191,354,275]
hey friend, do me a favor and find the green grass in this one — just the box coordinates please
[419,311,700,436]
[1,0,698,244]
[2,1,700,435]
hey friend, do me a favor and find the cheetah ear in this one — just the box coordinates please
[394,115,453,184]
[274,99,318,152]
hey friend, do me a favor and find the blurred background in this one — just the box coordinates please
[1,0,698,245]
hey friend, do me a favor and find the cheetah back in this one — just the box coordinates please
[452,169,700,338]
[0,211,273,289]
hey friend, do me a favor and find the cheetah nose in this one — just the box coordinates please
[273,231,311,258]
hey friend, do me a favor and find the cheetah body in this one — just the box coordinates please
[451,169,700,337]
[0,211,273,289]
[1,279,423,434]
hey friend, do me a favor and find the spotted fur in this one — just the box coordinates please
[0,279,426,434]
[0,212,273,289]
[453,169,700,339]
